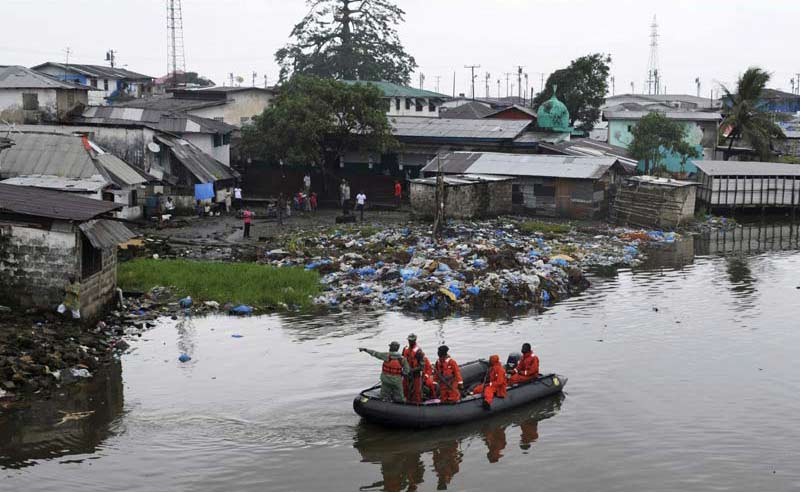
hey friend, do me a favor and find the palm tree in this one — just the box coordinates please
[719,67,785,160]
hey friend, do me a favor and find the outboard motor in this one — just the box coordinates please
[506,352,521,371]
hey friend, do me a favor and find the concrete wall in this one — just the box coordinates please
[609,118,718,174]
[188,90,273,127]
[612,182,697,228]
[410,180,512,218]
[0,88,58,123]
[184,133,230,166]
[0,220,120,320]
[0,221,78,311]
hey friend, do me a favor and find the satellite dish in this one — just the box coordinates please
[147,142,161,153]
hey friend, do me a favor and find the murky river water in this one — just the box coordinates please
[3,226,800,491]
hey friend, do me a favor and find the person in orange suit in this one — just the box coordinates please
[434,345,463,403]
[422,354,436,400]
[402,333,426,403]
[472,354,508,408]
[509,343,539,385]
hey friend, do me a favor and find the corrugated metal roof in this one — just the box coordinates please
[604,110,722,121]
[341,80,448,99]
[392,117,530,140]
[412,174,514,186]
[79,219,136,249]
[486,105,538,119]
[627,176,697,188]
[95,153,148,186]
[1,174,108,192]
[32,62,153,81]
[0,133,99,178]
[76,106,235,134]
[0,182,121,221]
[421,152,618,179]
[539,138,638,173]
[114,94,226,112]
[694,160,800,177]
[784,130,800,139]
[155,135,237,183]
[0,66,95,90]
[439,101,495,119]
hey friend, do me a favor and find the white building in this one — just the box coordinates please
[32,62,154,106]
[0,66,95,123]
[341,80,449,118]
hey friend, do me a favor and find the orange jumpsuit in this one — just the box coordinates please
[509,352,539,385]
[402,344,426,403]
[434,356,463,402]
[422,356,436,399]
[473,355,508,405]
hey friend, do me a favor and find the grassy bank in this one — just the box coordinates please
[118,259,322,310]
[517,220,572,235]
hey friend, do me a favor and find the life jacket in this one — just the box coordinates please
[435,357,458,384]
[403,345,423,369]
[518,352,539,376]
[382,355,403,376]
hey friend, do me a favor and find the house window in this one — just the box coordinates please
[102,191,115,202]
[415,98,424,112]
[405,98,411,110]
[22,93,39,110]
[91,78,98,88]
[627,125,633,132]
[429,101,436,112]
[129,189,138,207]
[223,133,231,145]
[395,98,401,110]
[214,134,223,147]
[104,79,109,91]
[81,235,103,279]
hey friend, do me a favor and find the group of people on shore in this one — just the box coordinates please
[359,335,540,407]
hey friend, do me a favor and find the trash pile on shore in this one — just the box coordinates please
[263,220,677,315]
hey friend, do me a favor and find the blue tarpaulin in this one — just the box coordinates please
[194,183,214,201]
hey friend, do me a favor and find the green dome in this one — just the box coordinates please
[537,86,571,132]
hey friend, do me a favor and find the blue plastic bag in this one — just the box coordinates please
[178,296,193,308]
[472,258,487,269]
[229,305,254,315]
[178,353,191,363]
[400,268,419,281]
[448,284,461,299]
[466,286,480,296]
[382,292,399,304]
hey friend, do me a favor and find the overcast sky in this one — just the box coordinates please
[3,0,799,98]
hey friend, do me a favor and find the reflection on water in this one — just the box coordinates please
[695,222,800,256]
[354,395,562,491]
[0,361,123,469]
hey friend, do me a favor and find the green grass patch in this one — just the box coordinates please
[118,259,322,310]
[517,220,571,235]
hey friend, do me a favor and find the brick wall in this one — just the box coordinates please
[410,180,513,219]
[79,245,118,321]
[0,222,78,309]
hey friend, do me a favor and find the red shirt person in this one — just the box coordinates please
[402,333,426,403]
[509,343,539,385]
[434,345,463,403]
[394,180,402,206]
[472,354,508,407]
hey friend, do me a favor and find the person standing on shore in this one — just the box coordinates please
[234,186,243,210]
[303,173,311,193]
[394,180,402,208]
[356,190,366,222]
[224,190,232,215]
[243,208,253,238]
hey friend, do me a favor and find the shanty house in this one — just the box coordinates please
[0,66,95,123]
[421,152,625,218]
[0,132,148,219]
[0,183,135,320]
[409,174,513,219]
[32,62,154,105]
[694,160,800,210]
[113,86,275,127]
[611,176,698,229]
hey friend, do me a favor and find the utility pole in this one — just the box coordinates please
[105,49,116,68]
[63,47,71,81]
[631,81,635,94]
[464,65,480,99]
[497,79,501,99]
[435,75,441,93]
[504,72,513,98]
[452,71,456,98]
[419,73,425,90]
[611,76,615,96]
[264,74,268,88]
[252,71,257,87]
[229,72,234,87]
[796,73,800,95]
[524,73,529,104]
[695,77,701,98]
[485,72,491,98]
[516,66,524,103]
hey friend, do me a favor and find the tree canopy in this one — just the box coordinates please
[533,53,611,131]
[628,112,701,175]
[241,75,396,168]
[275,0,417,85]
[719,67,785,161]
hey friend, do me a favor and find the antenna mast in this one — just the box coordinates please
[645,15,661,95]
[166,0,186,88]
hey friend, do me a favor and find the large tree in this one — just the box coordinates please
[241,75,396,170]
[719,67,785,161]
[533,53,611,131]
[628,112,701,175]
[275,0,417,85]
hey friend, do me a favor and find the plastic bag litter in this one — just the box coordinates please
[466,286,481,296]
[178,296,193,308]
[229,305,254,315]
[69,368,92,379]
[178,353,191,363]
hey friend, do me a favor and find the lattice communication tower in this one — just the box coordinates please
[645,15,661,95]
[167,0,186,87]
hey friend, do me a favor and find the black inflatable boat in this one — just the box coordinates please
[353,359,567,428]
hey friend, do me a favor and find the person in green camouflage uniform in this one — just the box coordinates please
[359,342,410,403]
